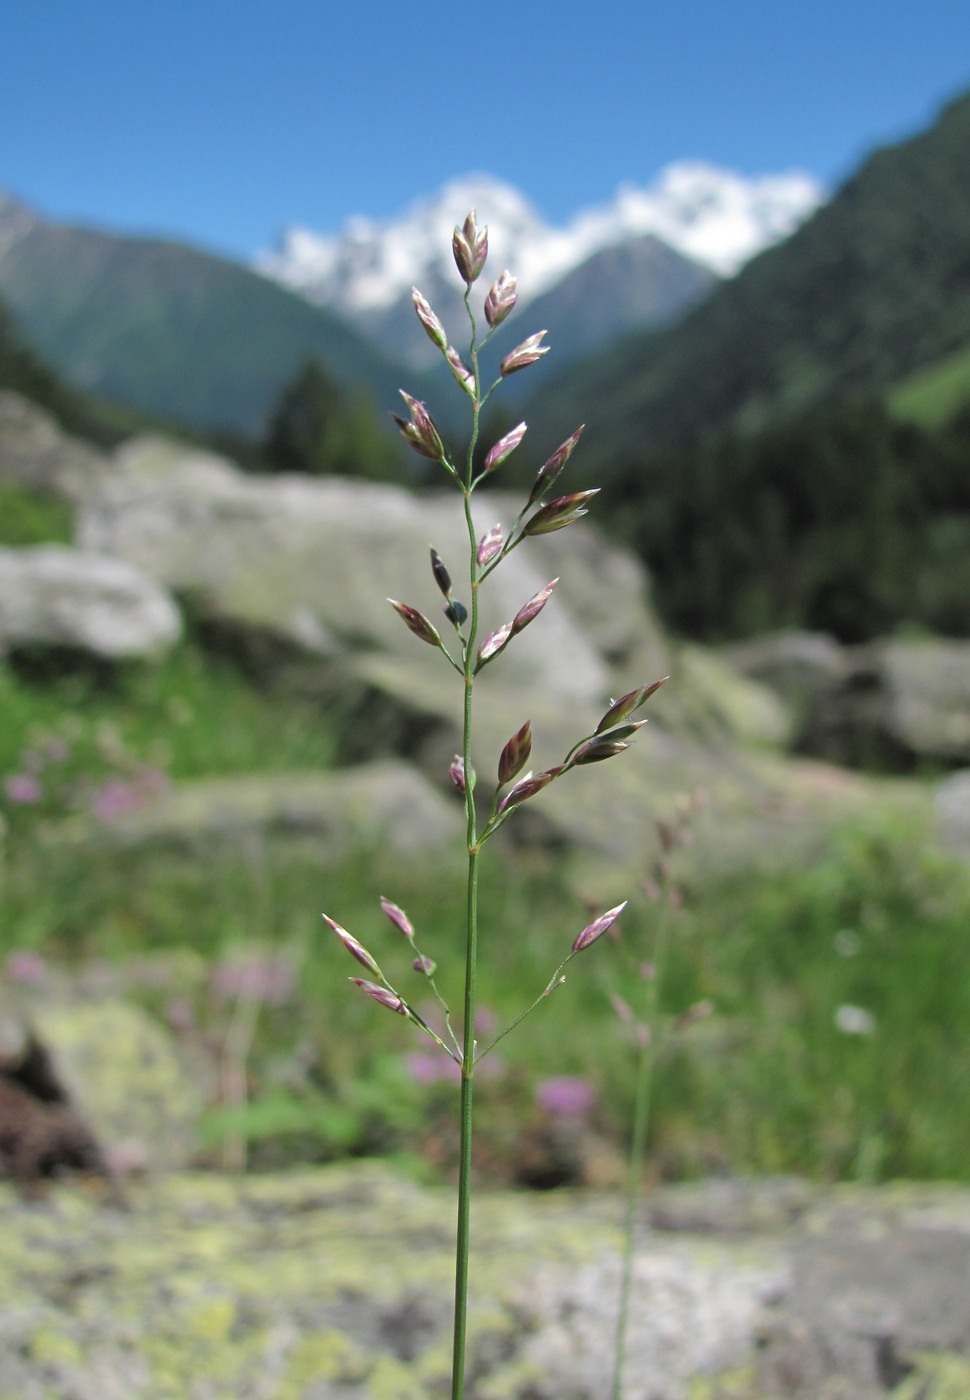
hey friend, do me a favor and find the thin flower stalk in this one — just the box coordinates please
[609,797,704,1400]
[323,208,665,1400]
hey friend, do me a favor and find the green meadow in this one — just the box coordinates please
[3,637,968,1186]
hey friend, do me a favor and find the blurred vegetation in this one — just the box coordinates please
[262,356,402,481]
[2,776,968,1182]
[594,398,970,642]
[0,481,73,546]
[0,214,407,437]
[513,89,970,644]
[528,90,970,472]
[889,340,970,429]
[0,640,341,786]
[0,295,151,446]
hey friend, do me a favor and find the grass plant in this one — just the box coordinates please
[319,211,665,1400]
[1,803,968,1181]
[0,638,340,790]
[608,795,707,1400]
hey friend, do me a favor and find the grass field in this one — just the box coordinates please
[3,642,968,1186]
[888,340,970,428]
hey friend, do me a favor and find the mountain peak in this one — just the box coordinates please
[257,163,826,314]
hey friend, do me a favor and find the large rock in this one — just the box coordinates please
[723,631,849,720]
[71,440,937,885]
[877,638,970,766]
[59,761,460,860]
[0,1165,969,1398]
[0,990,205,1175]
[728,631,970,769]
[0,390,112,502]
[78,435,668,706]
[30,1000,205,1173]
[0,545,181,658]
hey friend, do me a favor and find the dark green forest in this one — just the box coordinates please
[527,90,970,472]
[597,399,970,641]
[521,88,970,642]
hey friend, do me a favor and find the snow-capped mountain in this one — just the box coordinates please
[258,163,826,316]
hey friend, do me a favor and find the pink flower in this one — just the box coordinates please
[4,774,42,805]
[90,779,138,822]
[5,950,48,984]
[483,422,527,475]
[322,914,382,976]
[511,579,558,636]
[412,287,447,349]
[390,391,445,461]
[526,425,585,508]
[452,210,488,284]
[350,978,410,1017]
[445,346,475,398]
[210,958,297,1005]
[405,1050,461,1084]
[387,599,442,648]
[536,1076,596,1117]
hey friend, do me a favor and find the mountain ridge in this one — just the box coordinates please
[258,164,823,370]
[524,88,970,470]
[0,194,407,436]
[259,162,825,307]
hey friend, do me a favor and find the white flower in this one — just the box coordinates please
[835,1003,876,1037]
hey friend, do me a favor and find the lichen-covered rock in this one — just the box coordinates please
[723,631,848,712]
[665,646,793,750]
[0,1167,968,1398]
[62,436,946,884]
[31,1000,205,1172]
[0,544,181,658]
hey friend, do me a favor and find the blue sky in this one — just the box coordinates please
[2,1,968,260]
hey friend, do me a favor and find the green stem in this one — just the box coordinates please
[610,891,673,1400]
[451,290,483,1400]
[451,836,478,1399]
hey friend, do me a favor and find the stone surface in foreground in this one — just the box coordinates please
[1,1166,969,1399]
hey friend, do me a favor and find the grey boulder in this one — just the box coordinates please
[0,545,181,658]
[0,390,112,502]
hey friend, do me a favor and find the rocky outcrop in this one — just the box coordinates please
[31,1000,205,1173]
[0,991,205,1175]
[0,390,112,502]
[70,437,931,885]
[0,544,181,658]
[877,638,970,766]
[63,761,461,861]
[0,1164,968,1398]
[77,435,669,699]
[0,430,939,879]
[728,631,970,769]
